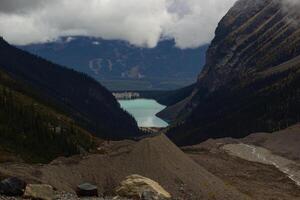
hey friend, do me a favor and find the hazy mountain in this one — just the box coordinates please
[20,37,208,91]
[160,0,300,145]
[0,37,140,149]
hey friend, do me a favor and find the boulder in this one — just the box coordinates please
[116,175,171,200]
[142,190,165,200]
[76,183,98,197]
[0,177,26,196]
[24,184,55,200]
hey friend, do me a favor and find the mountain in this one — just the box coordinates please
[0,37,140,144]
[0,68,98,163]
[20,37,208,91]
[160,0,300,145]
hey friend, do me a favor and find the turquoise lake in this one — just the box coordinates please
[118,99,169,127]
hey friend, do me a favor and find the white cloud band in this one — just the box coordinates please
[0,0,238,48]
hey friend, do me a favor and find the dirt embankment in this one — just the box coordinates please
[2,124,299,199]
[183,124,300,200]
[0,135,250,200]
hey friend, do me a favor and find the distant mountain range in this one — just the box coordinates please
[20,37,208,91]
[160,0,300,146]
[0,37,140,162]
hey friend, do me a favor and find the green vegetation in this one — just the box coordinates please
[0,70,98,163]
[0,37,140,140]
[137,84,195,106]
[102,78,195,91]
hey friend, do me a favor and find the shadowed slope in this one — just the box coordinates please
[162,0,300,145]
[0,37,140,140]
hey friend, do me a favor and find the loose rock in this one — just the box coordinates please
[116,175,171,200]
[24,184,54,200]
[76,183,98,197]
[0,177,26,196]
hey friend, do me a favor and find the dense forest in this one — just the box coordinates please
[0,37,140,140]
[136,84,195,106]
[0,70,98,163]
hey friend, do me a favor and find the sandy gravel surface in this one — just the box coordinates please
[223,143,300,186]
[183,137,300,200]
[0,135,250,200]
[0,193,131,200]
[242,124,300,161]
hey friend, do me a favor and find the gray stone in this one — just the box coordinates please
[0,177,26,196]
[76,183,98,197]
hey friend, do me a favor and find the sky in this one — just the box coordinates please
[0,0,238,48]
[0,0,298,49]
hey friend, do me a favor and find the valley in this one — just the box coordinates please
[0,0,299,199]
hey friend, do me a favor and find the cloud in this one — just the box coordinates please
[0,0,45,13]
[165,0,237,48]
[0,0,237,48]
[280,0,300,27]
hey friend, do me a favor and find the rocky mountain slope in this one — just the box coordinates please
[0,37,140,142]
[161,0,300,145]
[20,37,208,90]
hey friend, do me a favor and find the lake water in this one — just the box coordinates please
[119,99,169,127]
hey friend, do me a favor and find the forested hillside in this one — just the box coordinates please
[0,37,140,140]
[0,69,98,163]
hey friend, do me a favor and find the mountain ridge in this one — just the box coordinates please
[0,37,140,141]
[161,0,300,146]
[20,37,208,91]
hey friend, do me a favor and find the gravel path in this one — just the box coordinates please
[0,192,119,200]
[223,143,300,186]
[0,193,131,200]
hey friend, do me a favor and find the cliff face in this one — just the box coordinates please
[199,0,300,91]
[165,0,300,146]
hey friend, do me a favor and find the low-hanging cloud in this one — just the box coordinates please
[0,0,238,48]
[281,0,300,26]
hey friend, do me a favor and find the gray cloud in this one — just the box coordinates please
[0,0,47,13]
[280,0,300,27]
[0,0,237,48]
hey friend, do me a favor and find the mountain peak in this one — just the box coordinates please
[163,0,300,146]
[0,36,6,43]
[0,37,10,48]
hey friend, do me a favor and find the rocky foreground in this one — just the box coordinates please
[0,135,251,200]
[0,174,171,200]
[183,124,300,200]
[1,125,300,199]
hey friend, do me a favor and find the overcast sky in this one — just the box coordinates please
[0,0,241,48]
